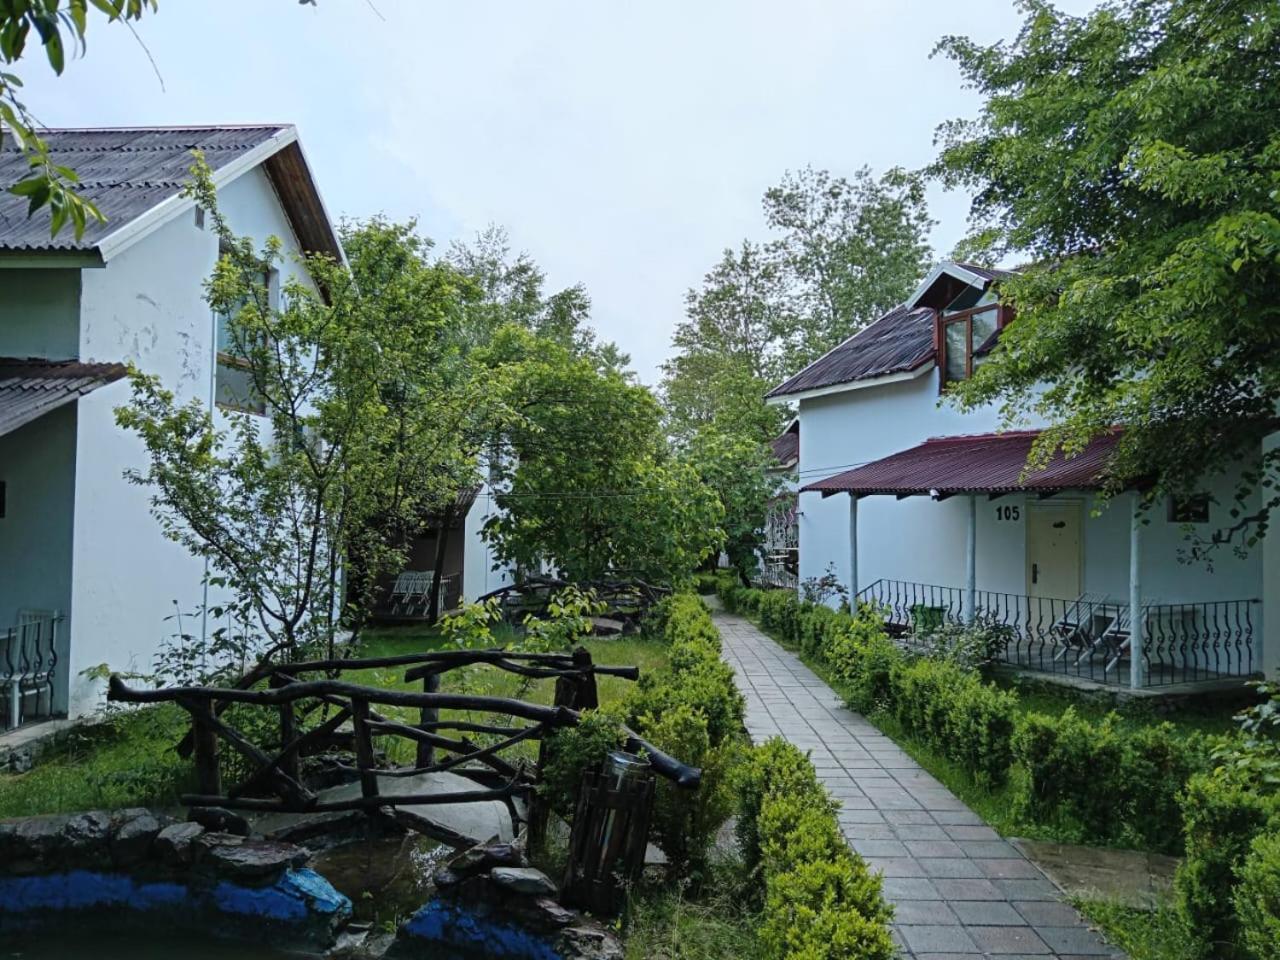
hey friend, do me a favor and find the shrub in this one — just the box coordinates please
[539,708,626,819]
[1016,709,1208,852]
[634,704,739,883]
[737,738,894,960]
[1176,766,1280,958]
[1235,831,1280,960]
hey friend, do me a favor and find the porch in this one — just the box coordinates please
[802,429,1265,691]
[856,578,1258,688]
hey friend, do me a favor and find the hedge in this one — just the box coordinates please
[737,738,895,960]
[1234,831,1280,960]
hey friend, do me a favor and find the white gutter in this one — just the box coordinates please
[766,363,934,406]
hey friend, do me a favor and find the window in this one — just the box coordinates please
[1168,494,1210,524]
[214,267,277,416]
[938,303,1005,390]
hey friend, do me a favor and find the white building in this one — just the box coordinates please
[768,261,1278,689]
[0,126,505,738]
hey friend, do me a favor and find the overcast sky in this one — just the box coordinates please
[18,0,1095,385]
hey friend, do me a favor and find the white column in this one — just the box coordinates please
[848,494,859,602]
[1130,492,1145,689]
[965,494,977,624]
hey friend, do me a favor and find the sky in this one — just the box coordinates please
[17,0,1096,385]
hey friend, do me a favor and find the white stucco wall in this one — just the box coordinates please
[66,166,318,716]
[795,365,1265,673]
[462,484,515,602]
[0,405,77,712]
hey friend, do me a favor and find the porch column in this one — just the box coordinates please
[1129,492,1145,689]
[965,494,977,624]
[848,494,859,602]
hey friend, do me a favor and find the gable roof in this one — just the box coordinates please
[766,304,936,400]
[0,357,127,437]
[801,429,1122,498]
[769,419,799,468]
[0,125,342,263]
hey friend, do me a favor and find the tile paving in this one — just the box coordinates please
[715,609,1124,959]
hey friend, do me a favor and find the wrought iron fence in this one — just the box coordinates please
[855,579,1258,688]
[1,611,64,732]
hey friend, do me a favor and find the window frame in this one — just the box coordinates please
[937,303,1009,393]
[214,266,277,417]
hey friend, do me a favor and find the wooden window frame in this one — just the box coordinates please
[937,303,1009,393]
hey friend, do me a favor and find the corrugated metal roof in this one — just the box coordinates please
[0,358,128,437]
[801,429,1123,497]
[770,421,799,467]
[0,126,287,252]
[767,304,936,399]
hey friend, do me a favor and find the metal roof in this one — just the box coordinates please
[801,429,1123,497]
[770,423,799,467]
[0,126,342,263]
[766,305,936,399]
[0,358,127,437]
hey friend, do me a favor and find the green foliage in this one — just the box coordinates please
[635,705,739,884]
[1,1,156,238]
[1016,708,1208,852]
[481,327,724,585]
[933,0,1280,546]
[1176,767,1280,959]
[622,864,765,960]
[521,586,606,653]
[538,708,626,820]
[1235,831,1280,960]
[737,737,894,960]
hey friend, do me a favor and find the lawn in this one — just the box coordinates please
[0,624,669,819]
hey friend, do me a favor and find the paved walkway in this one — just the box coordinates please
[715,608,1123,960]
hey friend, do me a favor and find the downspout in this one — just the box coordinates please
[1129,492,1145,689]
[965,494,977,625]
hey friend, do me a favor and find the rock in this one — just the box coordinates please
[110,808,167,867]
[195,834,309,881]
[432,868,461,889]
[0,812,111,873]
[508,895,577,933]
[154,821,205,866]
[7,746,33,774]
[489,866,557,897]
[188,806,250,837]
[556,924,625,960]
[590,617,624,636]
[449,840,525,877]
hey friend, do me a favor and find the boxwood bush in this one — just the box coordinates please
[1234,830,1280,960]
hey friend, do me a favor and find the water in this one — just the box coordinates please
[2,930,302,959]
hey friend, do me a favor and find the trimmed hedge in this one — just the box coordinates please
[1176,768,1280,959]
[1016,708,1209,853]
[1235,831,1280,960]
[737,738,895,960]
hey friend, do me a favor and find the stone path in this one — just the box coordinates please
[715,609,1123,960]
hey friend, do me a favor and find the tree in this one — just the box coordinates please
[932,0,1280,553]
[661,167,933,443]
[1,1,156,238]
[481,327,723,584]
[117,160,484,665]
[680,426,779,582]
[764,165,934,372]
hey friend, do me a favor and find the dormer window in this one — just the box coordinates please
[938,290,1008,389]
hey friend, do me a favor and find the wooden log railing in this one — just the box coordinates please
[107,646,699,826]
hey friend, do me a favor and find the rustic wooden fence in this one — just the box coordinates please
[107,646,698,830]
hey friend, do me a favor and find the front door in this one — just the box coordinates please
[1026,502,1082,599]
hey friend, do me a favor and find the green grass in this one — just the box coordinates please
[622,864,764,960]
[1073,898,1199,960]
[996,677,1238,736]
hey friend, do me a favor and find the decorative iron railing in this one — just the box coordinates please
[855,579,1258,688]
[756,559,799,593]
[1,611,64,732]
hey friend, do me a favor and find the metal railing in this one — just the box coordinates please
[1,611,64,732]
[855,579,1258,688]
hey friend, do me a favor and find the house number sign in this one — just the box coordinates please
[995,505,1021,521]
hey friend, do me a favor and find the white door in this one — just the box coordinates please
[1026,502,1082,599]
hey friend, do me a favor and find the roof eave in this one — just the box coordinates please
[905,261,989,309]
[766,362,934,406]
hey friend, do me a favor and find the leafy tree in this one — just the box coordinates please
[765,165,935,371]
[933,0,1280,553]
[117,159,484,664]
[662,167,933,443]
[481,327,724,584]
[680,427,779,582]
[1,0,156,238]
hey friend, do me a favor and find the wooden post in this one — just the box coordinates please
[350,697,379,800]
[270,674,300,784]
[417,670,440,768]
[191,700,222,797]
[571,647,598,710]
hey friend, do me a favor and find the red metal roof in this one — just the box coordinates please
[0,358,128,437]
[801,429,1123,497]
[769,420,799,467]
